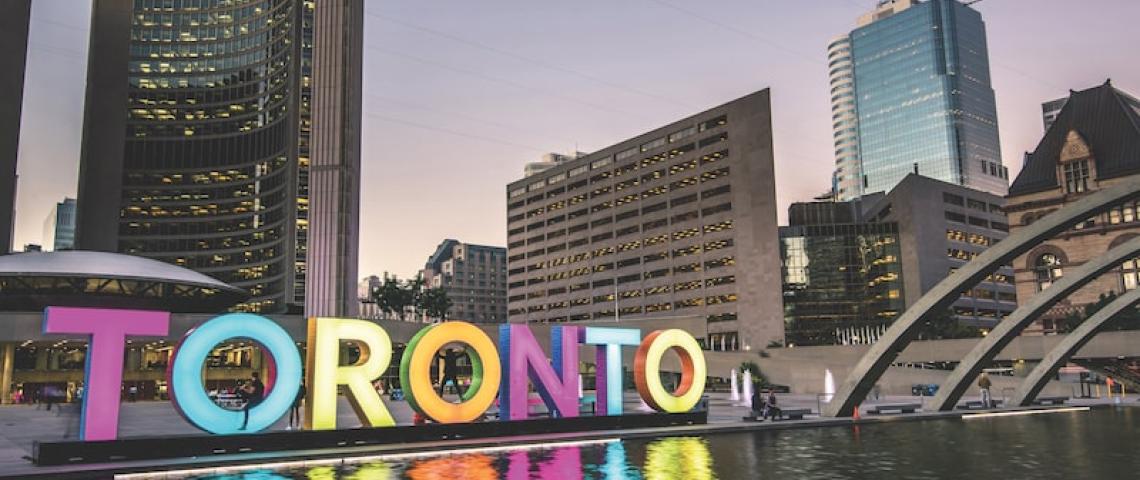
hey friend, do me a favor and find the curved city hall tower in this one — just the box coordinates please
[77,0,361,315]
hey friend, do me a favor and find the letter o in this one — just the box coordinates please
[634,329,707,413]
[399,322,501,423]
[168,313,302,434]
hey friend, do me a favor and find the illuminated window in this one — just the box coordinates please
[1124,257,1140,291]
[1035,253,1064,291]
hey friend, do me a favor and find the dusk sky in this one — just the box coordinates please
[13,0,1140,280]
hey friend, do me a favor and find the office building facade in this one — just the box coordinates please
[829,0,1007,201]
[76,0,362,314]
[505,90,783,351]
[1007,81,1140,335]
[864,174,1016,328]
[421,240,508,323]
[780,201,905,347]
[0,1,32,254]
[42,198,77,251]
[781,174,1015,346]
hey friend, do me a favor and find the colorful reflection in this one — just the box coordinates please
[506,446,582,479]
[184,436,717,479]
[643,437,716,480]
[405,453,497,480]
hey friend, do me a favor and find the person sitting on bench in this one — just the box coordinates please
[761,390,781,420]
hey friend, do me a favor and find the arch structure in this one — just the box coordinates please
[1011,286,1140,406]
[929,235,1140,411]
[823,178,1140,417]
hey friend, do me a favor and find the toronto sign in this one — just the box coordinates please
[41,307,708,441]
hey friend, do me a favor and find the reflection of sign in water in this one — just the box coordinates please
[43,307,708,441]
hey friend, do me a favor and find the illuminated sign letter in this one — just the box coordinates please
[583,327,641,416]
[634,329,707,413]
[399,322,501,423]
[306,317,395,429]
[169,313,302,434]
[498,324,580,420]
[43,307,169,441]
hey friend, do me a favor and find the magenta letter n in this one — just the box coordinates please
[44,307,169,441]
[498,324,580,421]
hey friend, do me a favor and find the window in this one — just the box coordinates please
[641,137,666,152]
[1035,254,1064,291]
[668,126,697,143]
[1124,257,1140,291]
[1063,160,1090,193]
[616,147,638,161]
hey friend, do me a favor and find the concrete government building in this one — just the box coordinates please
[75,0,363,316]
[505,90,783,352]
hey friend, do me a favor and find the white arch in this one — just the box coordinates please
[1012,287,1140,406]
[929,235,1140,411]
[823,178,1140,417]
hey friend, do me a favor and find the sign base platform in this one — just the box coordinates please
[32,411,707,466]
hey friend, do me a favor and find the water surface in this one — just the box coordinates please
[189,407,1140,479]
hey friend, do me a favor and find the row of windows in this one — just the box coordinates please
[510,243,737,288]
[944,210,1008,232]
[942,191,1002,214]
[960,287,1017,303]
[510,148,729,218]
[512,202,733,255]
[510,220,735,274]
[510,293,738,317]
[510,275,736,303]
[946,228,998,247]
[509,121,728,199]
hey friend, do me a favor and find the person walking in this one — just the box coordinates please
[288,381,306,430]
[750,386,763,419]
[437,348,466,398]
[978,372,993,408]
[239,372,265,431]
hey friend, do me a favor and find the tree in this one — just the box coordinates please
[373,274,415,321]
[916,308,983,340]
[1061,291,1140,333]
[739,361,767,386]
[421,287,453,322]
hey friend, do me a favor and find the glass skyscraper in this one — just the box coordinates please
[829,0,1007,201]
[77,0,362,315]
[780,201,905,347]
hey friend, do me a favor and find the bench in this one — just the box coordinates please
[741,408,812,421]
[1033,396,1068,406]
[956,400,1003,410]
[777,408,811,420]
[868,403,920,414]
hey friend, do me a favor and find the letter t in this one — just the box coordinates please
[583,327,641,415]
[44,307,169,441]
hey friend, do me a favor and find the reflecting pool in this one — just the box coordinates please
[185,407,1140,479]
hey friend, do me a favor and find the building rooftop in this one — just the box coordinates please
[1011,80,1140,196]
[0,251,248,313]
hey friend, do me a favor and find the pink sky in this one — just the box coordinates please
[14,0,1140,279]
